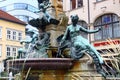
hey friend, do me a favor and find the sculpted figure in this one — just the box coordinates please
[37,0,48,9]
[38,1,52,23]
[59,15,106,77]
[19,0,60,58]
[35,0,59,26]
[18,25,50,58]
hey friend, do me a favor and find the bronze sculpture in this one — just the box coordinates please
[58,15,106,77]
[18,24,50,58]
[18,0,106,78]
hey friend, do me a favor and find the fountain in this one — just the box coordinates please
[6,0,106,80]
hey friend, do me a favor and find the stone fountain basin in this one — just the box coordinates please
[7,58,73,70]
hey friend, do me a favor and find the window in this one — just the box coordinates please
[14,3,27,9]
[0,6,6,11]
[6,46,18,57]
[6,46,11,57]
[0,0,6,2]
[0,45,2,56]
[7,30,11,40]
[0,3,38,12]
[12,47,17,56]
[77,0,83,8]
[96,0,104,2]
[78,21,88,39]
[18,32,22,41]
[13,31,17,40]
[0,3,39,12]
[70,0,76,9]
[14,3,38,12]
[0,28,2,38]
[27,4,38,12]
[94,14,120,40]
[7,29,23,41]
[70,0,83,10]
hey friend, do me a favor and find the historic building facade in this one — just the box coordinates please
[0,10,26,72]
[63,0,120,50]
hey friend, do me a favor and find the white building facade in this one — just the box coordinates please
[0,0,39,22]
[63,0,120,50]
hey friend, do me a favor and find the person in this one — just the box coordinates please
[9,70,13,80]
[60,15,106,77]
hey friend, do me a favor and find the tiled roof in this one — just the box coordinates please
[0,10,26,25]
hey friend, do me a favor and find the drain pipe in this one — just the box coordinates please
[87,0,91,43]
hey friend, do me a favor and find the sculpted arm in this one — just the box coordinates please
[80,26,100,34]
[20,31,38,44]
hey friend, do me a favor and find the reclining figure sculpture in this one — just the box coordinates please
[57,15,106,77]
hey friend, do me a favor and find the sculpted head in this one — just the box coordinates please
[70,15,79,26]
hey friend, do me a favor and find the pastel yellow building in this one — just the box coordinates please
[0,10,26,71]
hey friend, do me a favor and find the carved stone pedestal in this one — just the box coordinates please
[66,56,105,80]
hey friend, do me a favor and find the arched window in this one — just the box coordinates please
[78,21,88,39]
[94,14,120,40]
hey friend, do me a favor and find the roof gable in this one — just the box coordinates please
[0,10,26,25]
